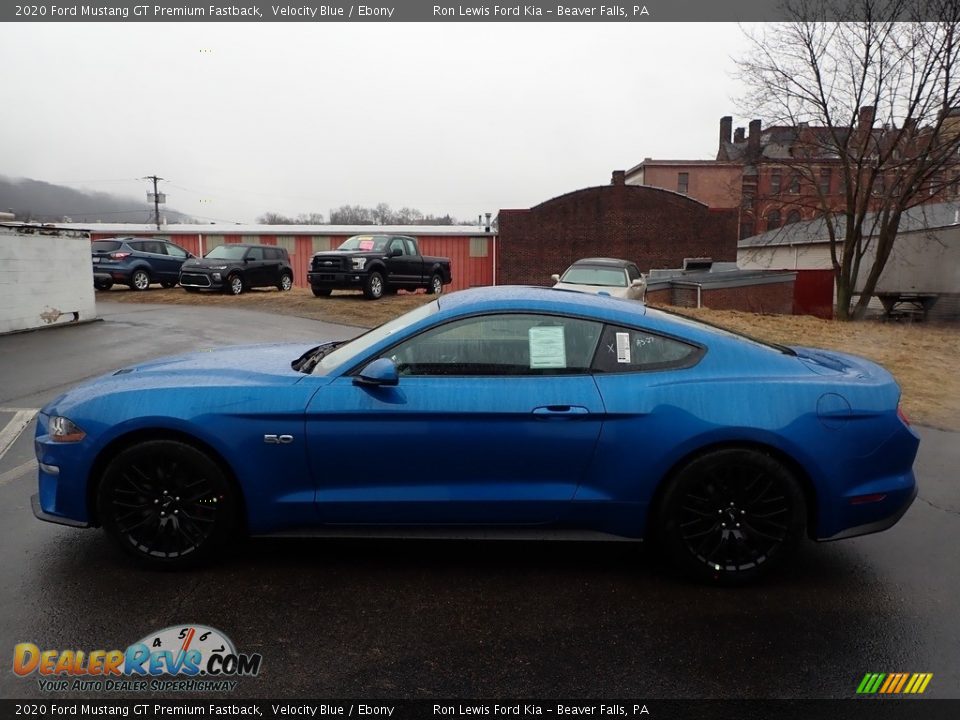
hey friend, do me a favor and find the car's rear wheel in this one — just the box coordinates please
[278,273,293,291]
[311,287,332,297]
[97,440,239,569]
[654,448,805,585]
[426,273,443,295]
[226,273,243,295]
[130,270,151,291]
[94,280,113,291]
[363,271,384,300]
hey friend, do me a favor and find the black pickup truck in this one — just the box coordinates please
[307,234,453,300]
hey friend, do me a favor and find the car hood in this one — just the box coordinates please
[552,281,632,298]
[44,343,320,415]
[182,258,237,269]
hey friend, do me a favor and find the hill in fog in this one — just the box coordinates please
[0,176,195,224]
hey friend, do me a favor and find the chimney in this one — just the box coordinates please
[611,170,625,186]
[858,106,876,130]
[734,127,745,143]
[748,119,762,153]
[719,116,733,148]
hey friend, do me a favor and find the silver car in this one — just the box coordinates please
[551,257,646,300]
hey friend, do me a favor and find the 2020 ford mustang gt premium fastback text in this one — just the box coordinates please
[32,286,919,583]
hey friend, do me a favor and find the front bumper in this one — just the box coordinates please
[308,271,366,289]
[179,271,224,289]
[32,493,90,528]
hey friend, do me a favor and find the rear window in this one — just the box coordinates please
[92,241,122,253]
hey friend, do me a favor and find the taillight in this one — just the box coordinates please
[897,403,911,426]
[110,252,131,259]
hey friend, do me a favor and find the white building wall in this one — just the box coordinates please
[0,228,96,334]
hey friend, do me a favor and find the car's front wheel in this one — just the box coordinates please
[654,447,806,585]
[278,273,293,291]
[97,439,239,568]
[130,270,151,291]
[363,271,384,300]
[226,273,243,295]
[94,280,113,291]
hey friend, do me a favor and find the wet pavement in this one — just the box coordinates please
[1,300,958,700]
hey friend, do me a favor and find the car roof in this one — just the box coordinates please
[436,285,647,320]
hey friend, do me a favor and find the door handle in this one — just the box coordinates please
[532,405,590,418]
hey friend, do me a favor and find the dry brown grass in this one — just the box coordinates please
[100,286,960,431]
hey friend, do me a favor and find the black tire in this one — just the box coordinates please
[225,273,243,295]
[96,440,240,569]
[363,271,384,300]
[278,273,293,292]
[653,447,805,585]
[94,280,113,291]
[426,273,443,295]
[160,281,176,289]
[311,287,332,297]
[129,269,151,291]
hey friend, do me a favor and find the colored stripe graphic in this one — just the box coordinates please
[857,672,932,694]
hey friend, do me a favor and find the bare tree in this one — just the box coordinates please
[258,211,326,224]
[738,0,960,319]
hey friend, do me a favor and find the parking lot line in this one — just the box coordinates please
[0,459,37,487]
[0,408,39,462]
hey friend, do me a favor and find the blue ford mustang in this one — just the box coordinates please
[32,286,919,583]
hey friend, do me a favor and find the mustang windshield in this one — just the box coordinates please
[560,266,628,287]
[315,300,440,373]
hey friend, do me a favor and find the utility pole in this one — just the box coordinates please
[143,175,165,230]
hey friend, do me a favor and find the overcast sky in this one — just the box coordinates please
[1,23,753,224]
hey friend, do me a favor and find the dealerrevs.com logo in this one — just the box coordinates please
[13,625,262,692]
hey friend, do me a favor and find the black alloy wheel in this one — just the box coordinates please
[655,448,805,584]
[97,440,238,568]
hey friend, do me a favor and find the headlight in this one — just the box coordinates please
[49,416,86,443]
[209,265,227,270]
[352,257,367,270]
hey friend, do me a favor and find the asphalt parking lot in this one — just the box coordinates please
[1,301,958,700]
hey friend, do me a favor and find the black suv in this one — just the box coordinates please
[92,237,193,291]
[179,244,294,295]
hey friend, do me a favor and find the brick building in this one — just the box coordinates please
[497,171,739,286]
[628,108,960,240]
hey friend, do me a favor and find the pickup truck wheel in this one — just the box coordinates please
[226,274,244,295]
[278,273,293,291]
[130,270,151,291]
[363,272,384,300]
[426,273,443,295]
[312,287,332,297]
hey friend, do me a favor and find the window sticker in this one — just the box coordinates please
[616,332,632,363]
[358,238,375,251]
[529,326,567,369]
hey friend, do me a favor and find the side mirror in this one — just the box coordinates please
[551,274,561,283]
[631,279,645,287]
[353,358,399,387]
[389,248,403,257]
[243,256,251,263]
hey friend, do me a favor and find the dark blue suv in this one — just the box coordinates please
[92,237,193,291]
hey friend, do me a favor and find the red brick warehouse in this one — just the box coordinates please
[496,171,739,286]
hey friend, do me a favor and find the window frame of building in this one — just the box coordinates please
[677,172,689,194]
[788,172,800,194]
[785,210,802,225]
[766,210,781,230]
[770,168,782,194]
[819,168,832,195]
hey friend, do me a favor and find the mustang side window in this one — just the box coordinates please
[591,324,700,373]
[383,314,603,376]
